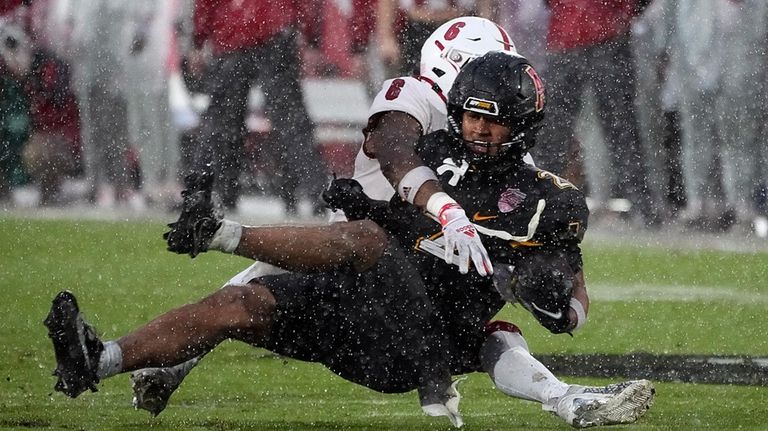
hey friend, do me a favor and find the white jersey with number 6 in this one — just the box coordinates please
[353,76,449,202]
[332,75,534,223]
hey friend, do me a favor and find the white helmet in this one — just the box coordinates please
[420,16,516,97]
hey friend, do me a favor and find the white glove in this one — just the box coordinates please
[420,378,466,428]
[428,193,493,276]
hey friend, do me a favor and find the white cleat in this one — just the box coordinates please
[553,379,655,428]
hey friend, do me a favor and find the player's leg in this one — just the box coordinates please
[479,321,654,428]
[234,221,387,273]
[479,321,569,403]
[133,218,390,415]
[134,259,448,417]
[131,261,275,416]
[44,282,277,399]
[116,284,275,370]
[165,170,387,272]
[132,216,391,415]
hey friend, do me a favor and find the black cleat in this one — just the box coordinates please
[43,291,103,398]
[164,170,223,258]
[131,368,184,417]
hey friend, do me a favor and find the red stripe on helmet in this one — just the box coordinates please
[495,24,513,51]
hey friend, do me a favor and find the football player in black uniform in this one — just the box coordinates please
[44,52,653,428]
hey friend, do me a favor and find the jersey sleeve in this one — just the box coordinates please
[535,183,589,247]
[368,77,434,135]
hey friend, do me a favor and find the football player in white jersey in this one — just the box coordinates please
[340,16,527,276]
[126,16,529,420]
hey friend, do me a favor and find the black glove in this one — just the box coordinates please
[322,177,396,223]
[322,177,371,220]
[163,170,222,258]
[511,249,574,334]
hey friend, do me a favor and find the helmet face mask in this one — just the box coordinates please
[459,111,516,158]
[446,52,546,173]
[420,17,517,96]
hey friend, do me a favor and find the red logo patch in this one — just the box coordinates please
[498,188,526,213]
[458,225,476,237]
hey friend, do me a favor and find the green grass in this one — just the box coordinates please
[1,217,766,430]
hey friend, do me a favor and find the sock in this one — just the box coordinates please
[208,220,242,253]
[491,347,569,404]
[97,341,123,379]
[481,330,569,404]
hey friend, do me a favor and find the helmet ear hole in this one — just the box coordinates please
[431,67,446,78]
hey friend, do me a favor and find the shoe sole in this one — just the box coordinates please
[43,291,100,398]
[572,379,655,428]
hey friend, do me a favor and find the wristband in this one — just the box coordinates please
[208,219,243,253]
[426,192,462,224]
[569,297,587,332]
[397,166,438,204]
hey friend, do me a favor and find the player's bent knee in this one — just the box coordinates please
[334,220,388,271]
[479,323,530,374]
[203,283,276,342]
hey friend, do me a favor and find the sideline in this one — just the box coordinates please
[538,353,768,386]
[588,283,768,305]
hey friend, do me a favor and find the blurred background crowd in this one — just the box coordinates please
[1,0,767,236]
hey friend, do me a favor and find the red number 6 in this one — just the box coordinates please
[443,22,465,41]
[385,78,405,100]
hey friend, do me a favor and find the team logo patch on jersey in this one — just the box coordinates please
[498,188,526,213]
[464,97,499,116]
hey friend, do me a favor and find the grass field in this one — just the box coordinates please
[1,216,767,430]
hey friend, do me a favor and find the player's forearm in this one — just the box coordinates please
[368,111,445,212]
[567,270,589,332]
[411,180,442,209]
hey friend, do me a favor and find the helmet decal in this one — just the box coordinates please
[494,24,514,51]
[464,97,499,116]
[420,17,518,96]
[525,65,545,112]
[443,21,466,41]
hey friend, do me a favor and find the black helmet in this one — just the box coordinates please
[446,51,545,171]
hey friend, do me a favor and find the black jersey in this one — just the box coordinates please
[359,131,589,374]
[390,129,589,274]
[271,130,591,388]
